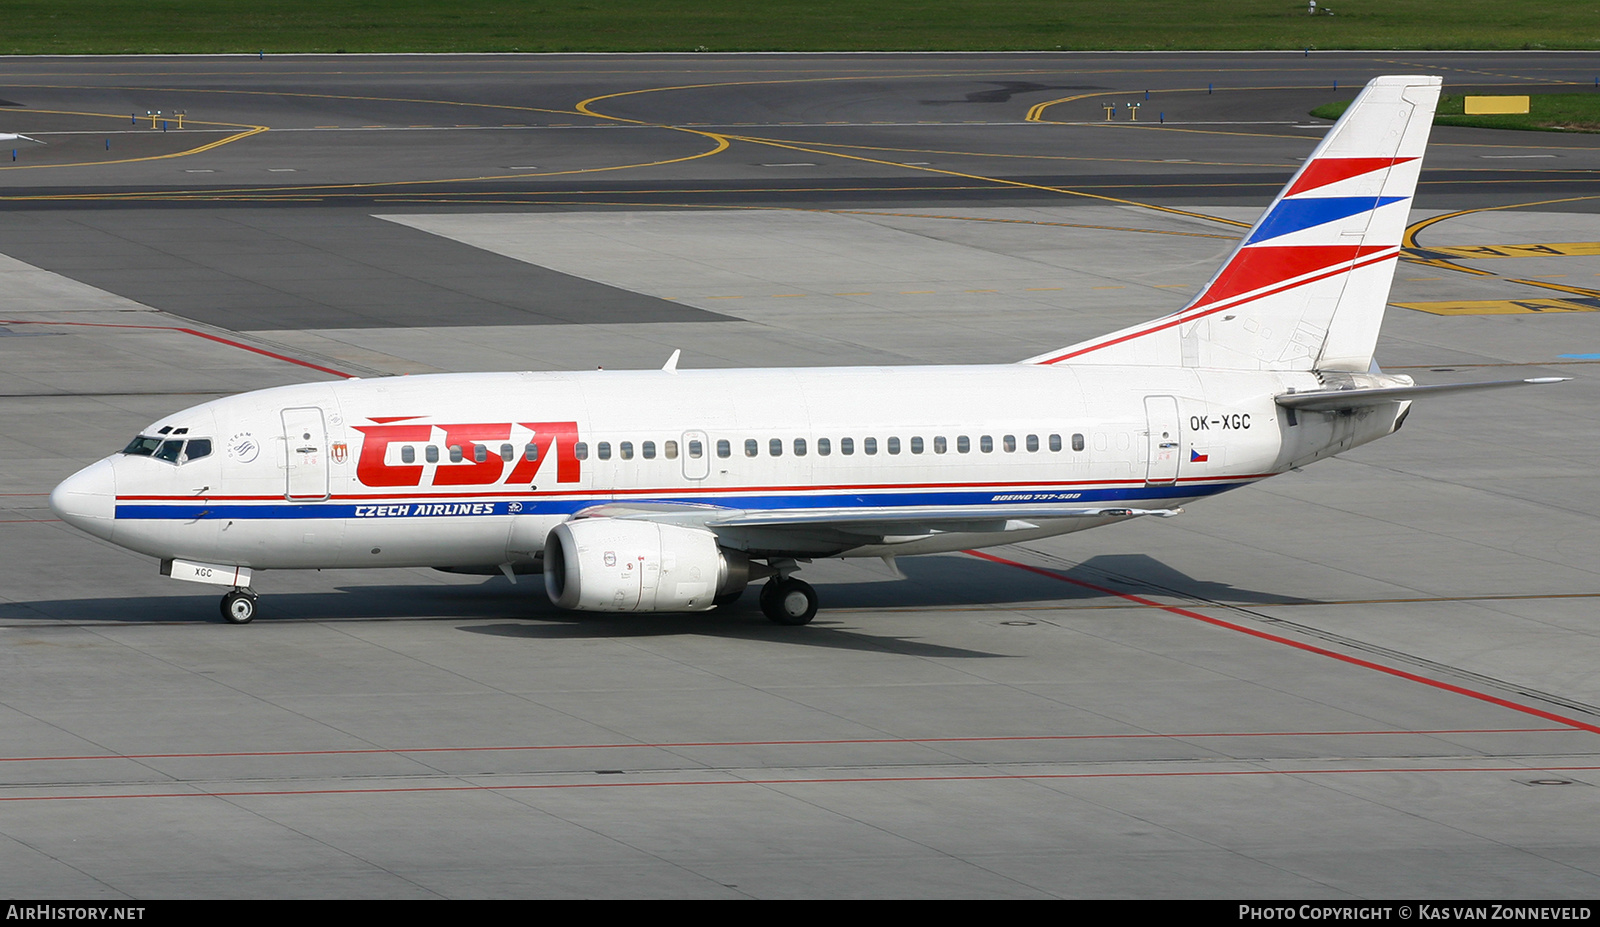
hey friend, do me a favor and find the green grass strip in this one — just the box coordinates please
[1,1,1598,55]
[1312,93,1600,133]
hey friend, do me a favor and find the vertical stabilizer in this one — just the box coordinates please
[1026,75,1441,371]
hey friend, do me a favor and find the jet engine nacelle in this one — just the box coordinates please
[544,518,751,612]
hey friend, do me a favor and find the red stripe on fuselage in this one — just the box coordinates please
[115,472,1278,504]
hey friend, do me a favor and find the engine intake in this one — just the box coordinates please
[544,518,752,612]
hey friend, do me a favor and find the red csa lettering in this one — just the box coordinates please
[432,423,512,486]
[352,420,582,488]
[353,423,431,487]
[506,422,581,485]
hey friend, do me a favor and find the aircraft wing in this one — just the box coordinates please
[569,501,1181,545]
[1276,377,1567,412]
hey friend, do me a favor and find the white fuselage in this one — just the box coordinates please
[62,362,1405,572]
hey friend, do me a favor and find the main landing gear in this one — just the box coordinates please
[220,588,258,624]
[759,577,818,626]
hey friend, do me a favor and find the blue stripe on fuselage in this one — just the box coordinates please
[114,482,1249,521]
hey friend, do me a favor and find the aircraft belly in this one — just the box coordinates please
[836,510,1170,559]
[338,514,511,568]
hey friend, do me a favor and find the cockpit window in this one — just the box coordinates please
[122,435,212,464]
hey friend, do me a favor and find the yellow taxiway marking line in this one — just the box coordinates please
[1396,298,1598,315]
[0,108,267,172]
[1412,242,1600,260]
[827,209,1241,241]
[574,76,1252,231]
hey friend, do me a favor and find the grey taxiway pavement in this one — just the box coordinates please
[1,52,1599,898]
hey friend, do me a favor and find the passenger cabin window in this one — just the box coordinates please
[1003,435,1017,453]
[958,436,970,454]
[448,445,464,463]
[597,442,612,461]
[841,437,854,455]
[981,436,994,453]
[500,443,514,462]
[644,441,657,459]
[401,446,416,464]
[620,442,634,460]
[1072,433,1086,452]
[793,438,806,457]
[425,445,440,464]
[910,437,924,454]
[574,442,589,460]
[717,439,731,459]
[1026,434,1039,452]
[933,437,946,454]
[817,438,831,456]
[688,439,703,459]
[863,437,877,455]
[769,438,783,457]
[745,439,758,458]
[474,444,489,463]
[664,441,678,460]
[1049,434,1062,452]
[524,442,539,462]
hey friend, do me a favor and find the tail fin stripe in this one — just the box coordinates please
[1244,196,1408,246]
[1193,243,1393,308]
[1035,248,1399,366]
[1283,156,1417,197]
[1021,75,1441,372]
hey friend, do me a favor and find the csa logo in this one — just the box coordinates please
[227,432,260,464]
[331,441,349,464]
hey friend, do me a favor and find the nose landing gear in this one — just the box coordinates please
[221,588,258,624]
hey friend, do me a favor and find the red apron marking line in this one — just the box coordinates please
[1,319,354,379]
[0,727,1568,765]
[966,549,1600,736]
[6,763,1600,803]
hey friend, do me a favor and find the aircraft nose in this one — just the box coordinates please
[50,458,117,541]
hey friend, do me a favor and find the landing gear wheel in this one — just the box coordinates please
[760,578,817,626]
[221,589,258,624]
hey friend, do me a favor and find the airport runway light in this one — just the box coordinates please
[1127,102,1141,121]
[1103,103,1116,120]
[174,110,186,129]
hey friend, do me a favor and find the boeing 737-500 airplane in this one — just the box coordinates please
[49,75,1560,625]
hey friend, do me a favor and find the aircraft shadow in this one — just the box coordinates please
[0,551,1307,634]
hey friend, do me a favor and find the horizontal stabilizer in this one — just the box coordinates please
[1276,377,1567,412]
